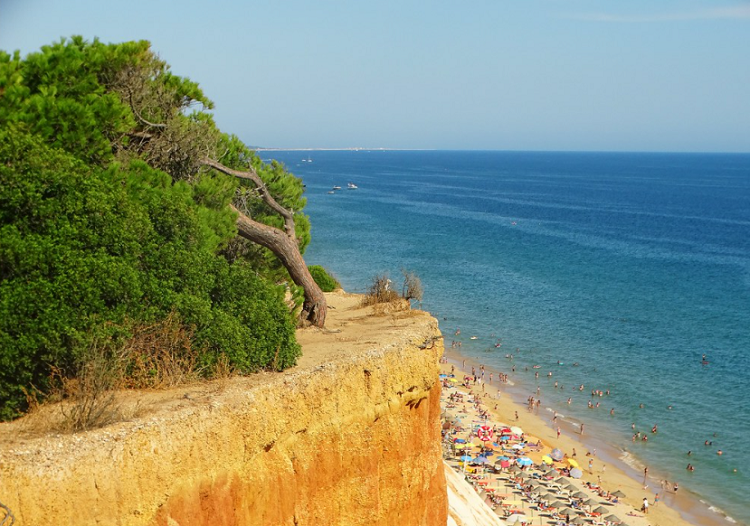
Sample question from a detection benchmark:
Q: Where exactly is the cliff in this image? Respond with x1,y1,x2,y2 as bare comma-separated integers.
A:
0,291,447,526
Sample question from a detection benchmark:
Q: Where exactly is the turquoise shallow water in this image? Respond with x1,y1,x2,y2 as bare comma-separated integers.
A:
269,150,750,524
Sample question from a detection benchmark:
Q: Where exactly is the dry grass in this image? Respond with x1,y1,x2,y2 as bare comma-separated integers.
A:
31,312,233,433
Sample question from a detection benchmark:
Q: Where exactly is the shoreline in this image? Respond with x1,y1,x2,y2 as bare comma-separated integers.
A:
439,347,736,526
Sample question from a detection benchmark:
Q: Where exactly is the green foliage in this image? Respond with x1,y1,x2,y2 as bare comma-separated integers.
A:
309,265,340,292
0,36,314,420
0,130,299,419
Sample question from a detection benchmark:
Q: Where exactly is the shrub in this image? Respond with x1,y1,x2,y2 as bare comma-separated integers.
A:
401,268,423,302
361,274,400,306
0,131,300,419
308,265,340,292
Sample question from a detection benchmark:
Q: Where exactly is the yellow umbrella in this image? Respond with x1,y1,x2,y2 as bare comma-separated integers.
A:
542,455,554,464
567,458,579,468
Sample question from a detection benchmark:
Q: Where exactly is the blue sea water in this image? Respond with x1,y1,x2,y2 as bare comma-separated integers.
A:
269,150,750,525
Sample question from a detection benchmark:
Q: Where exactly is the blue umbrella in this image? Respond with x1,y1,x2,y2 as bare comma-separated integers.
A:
472,456,491,464
454,438,467,444
517,457,533,466
439,374,448,378
459,455,473,462
551,448,564,461
497,455,510,461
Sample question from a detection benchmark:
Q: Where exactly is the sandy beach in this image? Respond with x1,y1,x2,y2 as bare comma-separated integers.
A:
439,350,700,526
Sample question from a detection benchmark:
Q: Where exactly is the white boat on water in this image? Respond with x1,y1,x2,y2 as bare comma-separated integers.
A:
347,182,358,189
332,185,342,190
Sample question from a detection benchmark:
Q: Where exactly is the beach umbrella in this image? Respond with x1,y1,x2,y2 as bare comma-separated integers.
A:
565,484,578,491
517,457,533,466
472,456,491,464
439,374,448,378
454,438,467,444
497,455,510,461
509,464,521,472
544,468,559,476
572,491,587,499
554,477,568,485
549,501,566,508
593,506,610,514
584,499,601,507
567,458,580,468
512,444,525,450
459,455,473,462
605,514,622,523
510,426,524,435
550,448,564,461
500,427,511,434
570,517,586,525
541,455,554,464
505,514,529,525
611,490,626,498
569,468,583,479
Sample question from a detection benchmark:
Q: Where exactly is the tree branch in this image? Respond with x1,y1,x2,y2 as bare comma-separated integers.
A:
202,158,296,237
129,90,167,129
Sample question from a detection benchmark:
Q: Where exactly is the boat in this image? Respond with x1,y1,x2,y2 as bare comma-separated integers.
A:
332,185,342,190
347,182,358,189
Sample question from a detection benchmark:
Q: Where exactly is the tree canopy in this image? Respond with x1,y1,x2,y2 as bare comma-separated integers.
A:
0,37,323,419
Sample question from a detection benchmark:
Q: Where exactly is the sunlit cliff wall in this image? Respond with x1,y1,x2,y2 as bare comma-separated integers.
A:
0,294,447,526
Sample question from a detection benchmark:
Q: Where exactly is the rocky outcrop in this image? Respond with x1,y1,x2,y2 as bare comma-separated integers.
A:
0,292,447,526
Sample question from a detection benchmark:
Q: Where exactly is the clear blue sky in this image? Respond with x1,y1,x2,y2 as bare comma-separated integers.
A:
2,0,749,152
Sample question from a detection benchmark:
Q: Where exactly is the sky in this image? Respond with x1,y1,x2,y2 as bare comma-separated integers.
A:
1,0,749,152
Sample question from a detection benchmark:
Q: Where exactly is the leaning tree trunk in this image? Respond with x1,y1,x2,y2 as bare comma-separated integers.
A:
201,158,326,327
232,205,327,327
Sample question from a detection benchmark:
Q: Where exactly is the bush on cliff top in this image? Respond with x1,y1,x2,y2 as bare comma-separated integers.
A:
308,265,340,292
0,131,300,420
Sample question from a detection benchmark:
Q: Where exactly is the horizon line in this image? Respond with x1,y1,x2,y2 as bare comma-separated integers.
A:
255,147,750,155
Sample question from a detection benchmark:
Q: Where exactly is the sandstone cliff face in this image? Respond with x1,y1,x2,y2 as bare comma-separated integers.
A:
0,292,447,526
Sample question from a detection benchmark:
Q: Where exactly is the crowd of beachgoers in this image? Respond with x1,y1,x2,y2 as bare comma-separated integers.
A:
438,357,685,526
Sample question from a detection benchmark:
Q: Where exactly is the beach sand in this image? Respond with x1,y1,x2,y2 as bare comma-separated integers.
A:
439,350,698,526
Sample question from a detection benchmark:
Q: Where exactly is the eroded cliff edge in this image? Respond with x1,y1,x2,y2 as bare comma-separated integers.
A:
0,291,447,526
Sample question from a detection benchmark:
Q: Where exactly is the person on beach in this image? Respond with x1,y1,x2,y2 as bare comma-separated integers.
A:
580,423,584,435
642,497,649,514
654,493,660,506
557,427,561,439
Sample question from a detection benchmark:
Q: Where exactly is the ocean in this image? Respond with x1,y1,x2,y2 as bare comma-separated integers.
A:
267,150,750,525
